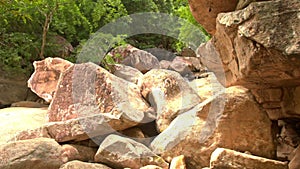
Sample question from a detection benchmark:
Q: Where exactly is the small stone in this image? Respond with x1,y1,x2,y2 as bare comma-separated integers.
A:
210,148,288,169
59,160,112,169
169,155,186,169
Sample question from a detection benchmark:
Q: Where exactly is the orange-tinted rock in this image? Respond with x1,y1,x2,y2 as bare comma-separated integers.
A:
61,144,97,162
188,0,239,35
48,62,150,125
139,69,202,132
151,86,275,168
111,45,160,73
95,134,169,169
205,0,300,88
210,148,288,169
28,57,73,102
0,138,64,169
59,160,112,169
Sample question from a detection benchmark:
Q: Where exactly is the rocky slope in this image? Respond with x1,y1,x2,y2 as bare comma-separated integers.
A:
0,0,299,168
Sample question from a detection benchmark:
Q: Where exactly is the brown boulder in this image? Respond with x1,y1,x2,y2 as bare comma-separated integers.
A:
111,64,143,84
48,62,150,127
289,146,300,169
94,134,169,169
151,86,275,168
11,111,139,143
188,0,239,35
197,40,225,85
208,0,300,88
121,51,160,74
61,144,97,162
0,138,64,169
159,60,171,70
113,45,160,73
169,57,194,77
59,160,112,169
210,148,288,169
28,57,73,102
139,69,202,132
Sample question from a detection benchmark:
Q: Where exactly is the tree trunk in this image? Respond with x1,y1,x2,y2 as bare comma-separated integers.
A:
39,13,52,59
39,2,58,59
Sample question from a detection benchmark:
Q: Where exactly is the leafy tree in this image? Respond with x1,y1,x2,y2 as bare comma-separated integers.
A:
0,0,210,74
0,0,128,73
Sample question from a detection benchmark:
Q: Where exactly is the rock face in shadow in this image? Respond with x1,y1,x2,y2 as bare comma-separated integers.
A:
0,69,36,105
188,0,239,35
151,86,275,168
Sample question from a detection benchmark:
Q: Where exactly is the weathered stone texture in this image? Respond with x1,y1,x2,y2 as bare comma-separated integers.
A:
48,62,150,128
139,69,202,132
0,138,64,169
151,86,275,168
210,148,288,169
199,0,300,88
28,57,73,102
95,134,169,169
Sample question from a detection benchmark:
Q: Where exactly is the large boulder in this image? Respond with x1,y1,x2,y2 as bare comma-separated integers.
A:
11,111,142,143
203,0,300,88
28,57,73,102
110,45,160,73
121,46,160,73
139,69,202,132
188,0,239,35
0,138,65,169
0,107,47,144
151,86,275,168
47,62,151,127
94,134,169,169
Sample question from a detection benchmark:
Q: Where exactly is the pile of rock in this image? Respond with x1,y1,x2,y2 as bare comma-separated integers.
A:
0,53,288,169
192,0,300,168
0,0,299,168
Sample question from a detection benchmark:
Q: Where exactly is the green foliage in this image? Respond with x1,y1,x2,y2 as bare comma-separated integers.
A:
0,0,128,73
0,0,210,73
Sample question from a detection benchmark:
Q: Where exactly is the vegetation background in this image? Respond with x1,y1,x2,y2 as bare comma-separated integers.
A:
0,0,210,75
